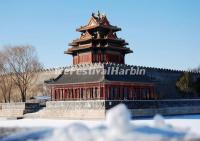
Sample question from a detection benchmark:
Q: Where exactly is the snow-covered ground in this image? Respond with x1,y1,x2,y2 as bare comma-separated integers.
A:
0,104,200,141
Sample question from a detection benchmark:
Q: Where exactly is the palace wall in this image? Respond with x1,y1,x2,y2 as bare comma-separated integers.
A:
144,67,200,99
0,67,64,102
30,67,64,96
102,63,199,99
1,64,199,102
101,63,200,99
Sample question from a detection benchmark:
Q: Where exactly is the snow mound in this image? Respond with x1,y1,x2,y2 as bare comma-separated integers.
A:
106,104,132,133
1,104,199,141
154,114,166,128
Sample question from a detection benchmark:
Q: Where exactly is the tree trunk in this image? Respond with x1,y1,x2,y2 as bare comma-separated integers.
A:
21,92,26,102
8,88,12,103
4,98,7,103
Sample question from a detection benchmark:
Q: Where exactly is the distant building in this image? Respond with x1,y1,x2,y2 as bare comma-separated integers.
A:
45,12,200,102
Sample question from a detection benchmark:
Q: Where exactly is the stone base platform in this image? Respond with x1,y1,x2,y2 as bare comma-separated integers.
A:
1,100,200,119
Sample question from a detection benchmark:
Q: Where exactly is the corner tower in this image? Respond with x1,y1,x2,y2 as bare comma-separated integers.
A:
65,12,133,65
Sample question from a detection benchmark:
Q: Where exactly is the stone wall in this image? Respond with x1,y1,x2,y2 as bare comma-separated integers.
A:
39,100,106,119
39,100,200,119
1,100,200,119
106,100,200,117
130,106,200,117
0,102,41,118
0,103,25,118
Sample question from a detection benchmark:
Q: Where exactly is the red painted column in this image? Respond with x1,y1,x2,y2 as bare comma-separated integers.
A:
79,88,81,100
51,87,53,101
120,86,123,100
107,85,110,100
60,89,63,100
152,87,156,99
53,87,55,101
77,88,79,99
72,88,74,100
74,89,76,100
60,89,62,100
128,87,131,100
99,85,101,99
131,86,134,100
82,88,85,100
53,88,55,101
89,87,91,100
79,88,81,99
56,89,60,100
117,86,120,100
55,89,57,101
55,88,58,101
56,89,59,101
60,88,63,100
63,89,66,100
131,87,134,100
66,89,68,100
135,87,138,100
74,88,76,100
69,89,71,100
69,88,71,100
150,87,153,99
63,89,65,100
85,88,87,100
50,87,52,100
70,89,72,100
62,89,64,100
56,89,58,100
77,53,79,64
105,85,107,100
94,87,96,99
103,85,106,100
71,88,73,100
88,87,90,100
73,88,74,100
130,86,132,100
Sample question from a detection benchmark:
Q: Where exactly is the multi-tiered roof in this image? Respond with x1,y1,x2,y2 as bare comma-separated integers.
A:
65,12,133,64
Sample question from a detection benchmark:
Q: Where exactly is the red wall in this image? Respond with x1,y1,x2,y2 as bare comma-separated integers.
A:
73,52,92,64
73,51,125,64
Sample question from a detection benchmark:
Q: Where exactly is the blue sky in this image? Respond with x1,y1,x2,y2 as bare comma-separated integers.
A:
0,0,200,70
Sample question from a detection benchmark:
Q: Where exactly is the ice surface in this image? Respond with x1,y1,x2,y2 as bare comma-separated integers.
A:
1,104,200,141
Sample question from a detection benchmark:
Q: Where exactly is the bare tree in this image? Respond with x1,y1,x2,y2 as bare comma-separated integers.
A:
0,52,13,103
3,45,42,102
0,75,13,103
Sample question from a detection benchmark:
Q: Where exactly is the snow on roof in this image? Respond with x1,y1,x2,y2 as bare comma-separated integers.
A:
32,96,51,100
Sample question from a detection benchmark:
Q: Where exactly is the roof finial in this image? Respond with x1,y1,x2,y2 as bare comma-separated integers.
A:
98,10,101,19
92,12,95,18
